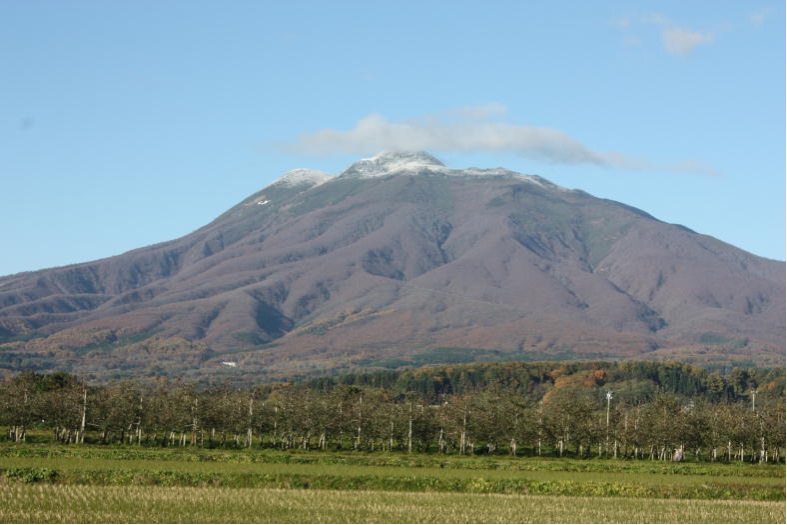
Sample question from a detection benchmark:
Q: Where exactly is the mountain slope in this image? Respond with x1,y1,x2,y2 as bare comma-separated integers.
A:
0,152,783,380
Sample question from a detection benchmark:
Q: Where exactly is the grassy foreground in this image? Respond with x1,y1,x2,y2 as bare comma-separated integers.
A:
0,485,784,524
0,444,784,523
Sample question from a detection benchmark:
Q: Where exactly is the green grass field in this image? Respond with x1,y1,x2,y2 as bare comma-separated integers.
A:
0,444,784,523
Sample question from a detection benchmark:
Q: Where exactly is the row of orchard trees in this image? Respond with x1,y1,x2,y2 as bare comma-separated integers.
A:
0,371,783,462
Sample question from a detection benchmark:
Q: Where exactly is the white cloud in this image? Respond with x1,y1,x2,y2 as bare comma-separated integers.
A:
284,106,717,176
612,12,715,56
642,13,672,27
609,16,632,29
289,109,606,166
662,27,713,56
748,8,773,26
661,160,719,177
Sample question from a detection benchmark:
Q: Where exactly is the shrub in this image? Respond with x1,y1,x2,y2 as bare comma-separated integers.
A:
4,467,59,483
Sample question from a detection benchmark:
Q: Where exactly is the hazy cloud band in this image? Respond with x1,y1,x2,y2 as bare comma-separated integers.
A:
284,106,717,176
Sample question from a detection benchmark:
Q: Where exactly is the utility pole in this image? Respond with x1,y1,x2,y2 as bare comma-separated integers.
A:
606,391,613,427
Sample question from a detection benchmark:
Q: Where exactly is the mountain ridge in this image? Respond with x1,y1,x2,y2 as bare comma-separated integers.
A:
0,152,783,381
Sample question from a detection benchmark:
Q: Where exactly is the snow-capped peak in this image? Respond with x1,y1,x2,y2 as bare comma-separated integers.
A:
273,168,333,188
338,151,447,179
334,151,565,190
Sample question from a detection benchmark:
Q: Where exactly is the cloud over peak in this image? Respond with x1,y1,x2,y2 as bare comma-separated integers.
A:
284,105,717,176
291,112,606,166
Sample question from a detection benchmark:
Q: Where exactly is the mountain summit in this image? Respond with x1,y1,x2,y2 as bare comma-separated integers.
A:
0,153,783,381
339,151,446,178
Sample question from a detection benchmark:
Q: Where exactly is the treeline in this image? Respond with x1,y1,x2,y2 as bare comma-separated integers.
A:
308,361,784,404
0,361,783,463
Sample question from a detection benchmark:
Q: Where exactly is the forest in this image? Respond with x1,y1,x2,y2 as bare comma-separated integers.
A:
0,361,783,463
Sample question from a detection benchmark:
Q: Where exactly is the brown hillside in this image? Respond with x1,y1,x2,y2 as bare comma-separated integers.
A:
0,152,783,381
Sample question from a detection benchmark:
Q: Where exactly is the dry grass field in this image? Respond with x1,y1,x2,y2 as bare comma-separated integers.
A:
0,484,783,524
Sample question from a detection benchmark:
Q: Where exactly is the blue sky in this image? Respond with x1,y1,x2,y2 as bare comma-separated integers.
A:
1,0,784,276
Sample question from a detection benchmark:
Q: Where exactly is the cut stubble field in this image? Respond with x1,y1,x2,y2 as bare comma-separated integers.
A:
1,485,783,524
0,445,784,523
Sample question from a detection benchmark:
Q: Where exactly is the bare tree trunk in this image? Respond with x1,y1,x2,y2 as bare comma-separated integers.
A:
354,393,363,450
191,398,199,446
272,406,278,448
80,387,87,444
407,404,413,454
459,410,468,455
247,396,254,448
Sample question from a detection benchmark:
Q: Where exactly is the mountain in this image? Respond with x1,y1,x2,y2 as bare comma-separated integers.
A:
0,152,783,381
